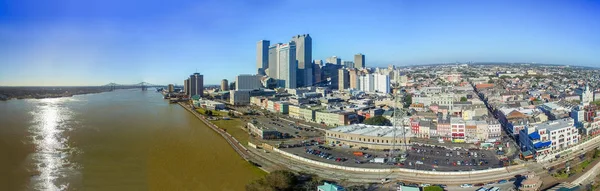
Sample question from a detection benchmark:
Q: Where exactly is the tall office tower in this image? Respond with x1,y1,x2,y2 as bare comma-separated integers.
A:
236,74,263,90
348,69,359,89
267,43,280,78
184,79,189,94
326,56,341,65
168,84,174,93
221,79,229,91
313,61,322,85
256,40,270,75
292,34,312,87
189,73,204,97
276,42,297,88
354,53,365,68
374,73,390,94
338,69,349,90
341,60,354,68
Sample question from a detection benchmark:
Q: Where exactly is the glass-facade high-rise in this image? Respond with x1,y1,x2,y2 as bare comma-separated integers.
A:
276,42,297,89
292,34,312,87
256,40,270,75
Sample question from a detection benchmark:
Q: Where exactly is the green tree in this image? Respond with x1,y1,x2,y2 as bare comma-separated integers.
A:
204,110,213,116
423,186,444,191
403,94,412,108
460,97,468,102
363,116,392,126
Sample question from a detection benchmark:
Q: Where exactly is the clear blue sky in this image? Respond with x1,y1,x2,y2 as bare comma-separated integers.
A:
0,0,598,86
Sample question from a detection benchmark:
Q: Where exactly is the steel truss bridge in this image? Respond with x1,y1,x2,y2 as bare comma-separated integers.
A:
102,82,166,91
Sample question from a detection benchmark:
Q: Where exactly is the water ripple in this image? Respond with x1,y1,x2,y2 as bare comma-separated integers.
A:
28,98,78,190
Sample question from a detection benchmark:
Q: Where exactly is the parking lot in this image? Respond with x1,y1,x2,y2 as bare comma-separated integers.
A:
252,116,323,140
279,141,504,171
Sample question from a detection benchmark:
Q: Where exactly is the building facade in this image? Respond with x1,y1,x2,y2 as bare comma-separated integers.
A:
354,53,365,68
292,34,312,87
236,74,263,90
338,69,349,90
256,40,270,75
276,42,297,89
188,73,204,97
221,79,229,91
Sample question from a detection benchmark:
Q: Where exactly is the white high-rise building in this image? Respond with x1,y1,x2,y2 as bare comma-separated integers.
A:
359,74,374,92
374,74,390,94
358,74,390,94
581,84,594,106
267,43,281,78
276,42,297,89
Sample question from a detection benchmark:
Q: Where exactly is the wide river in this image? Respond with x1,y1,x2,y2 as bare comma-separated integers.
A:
0,89,265,191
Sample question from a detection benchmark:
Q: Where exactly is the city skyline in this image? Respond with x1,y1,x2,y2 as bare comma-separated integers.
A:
1,0,599,86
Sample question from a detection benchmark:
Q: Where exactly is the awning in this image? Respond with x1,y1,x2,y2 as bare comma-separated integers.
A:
528,132,540,140
534,141,551,149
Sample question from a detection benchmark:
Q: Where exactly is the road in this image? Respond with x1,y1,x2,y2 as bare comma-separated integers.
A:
248,146,529,185
572,157,600,185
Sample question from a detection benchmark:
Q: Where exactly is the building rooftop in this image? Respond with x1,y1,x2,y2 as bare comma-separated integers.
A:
534,118,574,132
329,124,412,138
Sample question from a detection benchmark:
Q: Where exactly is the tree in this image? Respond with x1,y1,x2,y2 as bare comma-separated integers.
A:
264,170,297,191
460,97,468,102
488,79,494,83
228,111,235,117
363,116,392,126
246,170,297,191
403,94,412,108
204,110,213,116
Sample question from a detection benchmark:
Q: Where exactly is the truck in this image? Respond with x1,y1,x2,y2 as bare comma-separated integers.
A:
353,151,364,156
372,157,386,163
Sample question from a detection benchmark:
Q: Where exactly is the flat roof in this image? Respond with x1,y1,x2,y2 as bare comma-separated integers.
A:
329,124,412,137
534,118,574,132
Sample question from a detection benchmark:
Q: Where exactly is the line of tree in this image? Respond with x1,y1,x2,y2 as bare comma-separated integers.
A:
363,116,392,126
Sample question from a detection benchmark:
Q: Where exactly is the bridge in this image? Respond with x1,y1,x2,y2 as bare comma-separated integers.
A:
103,82,166,91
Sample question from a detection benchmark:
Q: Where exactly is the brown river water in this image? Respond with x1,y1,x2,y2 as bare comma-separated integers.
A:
0,89,265,191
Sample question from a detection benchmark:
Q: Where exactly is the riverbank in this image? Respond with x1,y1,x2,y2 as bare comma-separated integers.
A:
0,86,111,100
177,102,274,174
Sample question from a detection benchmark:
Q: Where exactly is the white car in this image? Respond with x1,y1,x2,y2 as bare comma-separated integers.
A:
460,184,473,188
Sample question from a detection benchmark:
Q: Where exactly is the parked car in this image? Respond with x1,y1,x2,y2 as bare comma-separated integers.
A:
497,180,508,184
460,184,473,188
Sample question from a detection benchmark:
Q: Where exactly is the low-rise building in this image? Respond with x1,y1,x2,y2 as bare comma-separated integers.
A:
451,117,466,142
248,122,281,139
519,118,579,158
325,124,413,150
315,110,358,127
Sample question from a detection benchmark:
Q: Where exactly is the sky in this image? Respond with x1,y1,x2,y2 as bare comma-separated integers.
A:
0,0,599,86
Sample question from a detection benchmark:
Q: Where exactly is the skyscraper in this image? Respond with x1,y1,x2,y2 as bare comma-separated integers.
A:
188,73,204,97
267,43,280,78
277,42,297,89
341,60,354,68
292,34,312,87
338,69,349,90
348,69,359,89
313,61,322,85
168,84,174,93
354,53,365,68
256,40,270,75
221,79,229,91
184,79,189,94
326,56,341,65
